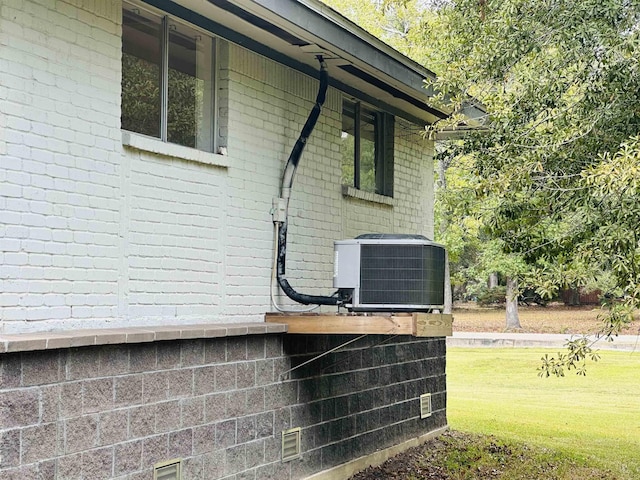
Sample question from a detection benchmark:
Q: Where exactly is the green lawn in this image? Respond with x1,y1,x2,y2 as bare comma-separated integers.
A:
447,348,640,479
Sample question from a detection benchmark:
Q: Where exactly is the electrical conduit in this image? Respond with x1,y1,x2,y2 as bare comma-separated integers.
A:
272,56,342,307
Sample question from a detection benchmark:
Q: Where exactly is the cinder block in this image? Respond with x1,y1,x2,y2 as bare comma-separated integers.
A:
181,396,205,428
114,375,142,408
99,410,128,446
81,446,115,479
82,377,114,413
65,347,101,380
142,371,169,404
128,404,155,439
99,345,130,377
236,362,256,389
214,364,236,392
0,389,40,429
168,427,193,458
245,387,265,416
203,449,225,479
141,433,170,469
155,400,181,433
56,452,83,479
65,414,99,454
194,366,216,396
204,393,227,423
130,344,157,373
224,444,246,476
113,439,142,476
215,419,237,449
166,368,194,399
192,423,215,456
236,415,257,444
0,429,21,468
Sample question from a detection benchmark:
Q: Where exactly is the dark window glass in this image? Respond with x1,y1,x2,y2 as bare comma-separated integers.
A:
341,100,393,196
167,23,214,150
121,6,162,138
359,108,377,193
341,102,356,187
121,3,215,152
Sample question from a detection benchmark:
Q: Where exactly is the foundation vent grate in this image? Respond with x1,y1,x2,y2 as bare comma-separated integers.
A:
282,427,302,462
420,393,432,419
154,459,182,480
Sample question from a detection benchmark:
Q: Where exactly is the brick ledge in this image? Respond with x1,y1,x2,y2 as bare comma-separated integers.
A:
0,322,288,354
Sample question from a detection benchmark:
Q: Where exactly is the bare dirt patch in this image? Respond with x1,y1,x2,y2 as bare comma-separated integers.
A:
452,302,638,335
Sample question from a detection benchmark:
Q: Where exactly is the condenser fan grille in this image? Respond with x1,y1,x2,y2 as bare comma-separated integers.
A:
359,244,445,306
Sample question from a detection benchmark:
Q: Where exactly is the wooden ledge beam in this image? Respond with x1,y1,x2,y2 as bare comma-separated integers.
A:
264,312,452,337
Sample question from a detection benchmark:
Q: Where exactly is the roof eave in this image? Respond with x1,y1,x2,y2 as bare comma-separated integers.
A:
225,0,451,122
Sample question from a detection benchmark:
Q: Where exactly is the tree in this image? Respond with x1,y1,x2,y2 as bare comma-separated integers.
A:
323,0,640,375
434,147,480,305
326,0,530,328
436,142,532,329
505,276,521,330
322,0,437,64
423,0,640,375
122,53,205,148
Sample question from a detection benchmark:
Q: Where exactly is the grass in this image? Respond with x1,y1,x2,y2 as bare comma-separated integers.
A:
352,306,639,479
447,348,640,479
351,430,622,479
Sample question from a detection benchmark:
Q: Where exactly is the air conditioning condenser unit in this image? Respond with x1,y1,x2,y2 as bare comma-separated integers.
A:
333,234,445,312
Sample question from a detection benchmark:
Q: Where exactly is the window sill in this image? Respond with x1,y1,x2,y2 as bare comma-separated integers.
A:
122,131,229,168
342,185,395,206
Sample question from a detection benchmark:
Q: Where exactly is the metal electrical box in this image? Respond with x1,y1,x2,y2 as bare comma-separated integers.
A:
334,234,446,312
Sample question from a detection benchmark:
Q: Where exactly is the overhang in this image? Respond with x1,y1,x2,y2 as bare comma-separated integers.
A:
144,0,471,126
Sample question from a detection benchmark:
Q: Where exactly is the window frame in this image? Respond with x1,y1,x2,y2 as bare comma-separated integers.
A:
341,99,394,198
121,1,219,153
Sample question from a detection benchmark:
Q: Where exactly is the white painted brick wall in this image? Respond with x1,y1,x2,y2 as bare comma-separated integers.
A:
393,118,436,238
124,153,226,322
1,0,122,332
1,0,435,333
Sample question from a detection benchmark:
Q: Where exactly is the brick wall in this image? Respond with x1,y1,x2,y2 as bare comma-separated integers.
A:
0,0,122,332
1,0,436,333
0,335,446,479
1,2,446,477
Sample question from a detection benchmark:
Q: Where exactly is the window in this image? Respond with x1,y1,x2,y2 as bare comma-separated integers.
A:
121,2,215,152
341,100,394,197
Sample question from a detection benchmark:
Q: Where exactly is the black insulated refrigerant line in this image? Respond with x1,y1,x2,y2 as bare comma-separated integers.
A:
274,56,341,306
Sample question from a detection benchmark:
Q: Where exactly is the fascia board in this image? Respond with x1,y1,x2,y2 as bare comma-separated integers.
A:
227,0,447,113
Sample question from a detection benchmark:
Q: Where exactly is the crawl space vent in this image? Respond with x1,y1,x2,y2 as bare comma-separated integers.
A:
281,427,302,462
154,459,182,480
420,393,432,419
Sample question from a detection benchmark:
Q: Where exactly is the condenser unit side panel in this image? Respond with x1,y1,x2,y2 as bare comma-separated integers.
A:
333,242,361,288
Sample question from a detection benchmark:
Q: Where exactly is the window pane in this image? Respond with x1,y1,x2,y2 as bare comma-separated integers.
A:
359,110,377,193
167,22,214,150
341,102,356,186
121,5,162,138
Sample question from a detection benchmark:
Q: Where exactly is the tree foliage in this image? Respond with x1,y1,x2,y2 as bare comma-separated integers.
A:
121,53,203,148
323,0,438,63
425,0,640,375
323,0,640,375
